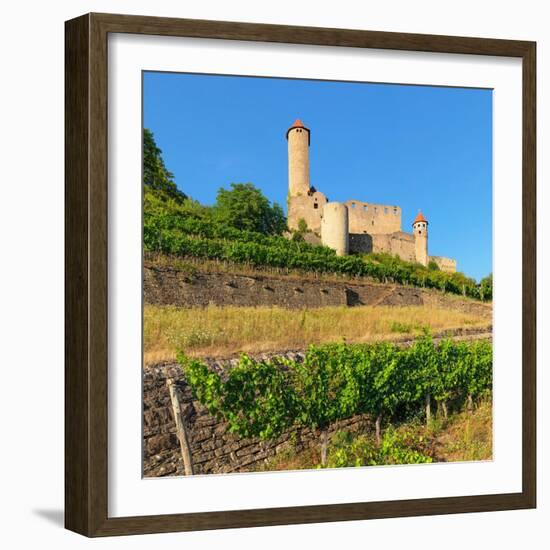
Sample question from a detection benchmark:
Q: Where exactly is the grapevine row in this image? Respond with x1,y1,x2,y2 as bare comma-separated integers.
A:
145,221,490,299
144,210,335,256
178,336,492,463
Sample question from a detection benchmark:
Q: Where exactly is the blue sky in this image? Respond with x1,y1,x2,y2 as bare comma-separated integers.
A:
143,72,493,281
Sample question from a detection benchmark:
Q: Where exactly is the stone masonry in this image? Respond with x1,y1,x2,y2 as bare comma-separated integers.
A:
144,327,492,477
285,119,457,272
143,262,492,318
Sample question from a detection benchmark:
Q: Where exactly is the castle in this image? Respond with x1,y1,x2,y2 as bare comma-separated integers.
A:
286,119,457,273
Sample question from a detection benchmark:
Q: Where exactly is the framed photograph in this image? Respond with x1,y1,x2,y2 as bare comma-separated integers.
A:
65,13,536,537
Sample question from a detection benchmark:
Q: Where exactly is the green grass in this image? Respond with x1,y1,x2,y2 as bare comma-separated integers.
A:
390,321,423,334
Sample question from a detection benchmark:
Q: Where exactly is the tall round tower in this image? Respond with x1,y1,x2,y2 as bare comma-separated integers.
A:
321,202,349,256
413,211,429,266
286,119,310,196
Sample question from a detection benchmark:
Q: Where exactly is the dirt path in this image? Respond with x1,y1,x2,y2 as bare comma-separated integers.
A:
388,326,492,347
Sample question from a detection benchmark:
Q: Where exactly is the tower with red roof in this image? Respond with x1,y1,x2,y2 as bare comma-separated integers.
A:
283,119,454,271
286,119,311,197
412,211,429,266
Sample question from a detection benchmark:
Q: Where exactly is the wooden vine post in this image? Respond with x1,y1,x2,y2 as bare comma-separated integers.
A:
166,378,194,475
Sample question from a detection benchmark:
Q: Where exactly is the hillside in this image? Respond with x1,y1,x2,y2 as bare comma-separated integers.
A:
145,253,492,313
143,128,492,300
141,130,494,478
144,339,492,476
143,254,491,363
250,399,492,472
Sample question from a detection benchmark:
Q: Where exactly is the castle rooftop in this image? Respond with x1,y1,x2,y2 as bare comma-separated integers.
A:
290,118,305,129
286,119,310,142
413,211,428,225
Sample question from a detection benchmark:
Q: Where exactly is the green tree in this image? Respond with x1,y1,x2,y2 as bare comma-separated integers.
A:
214,183,287,235
290,218,309,242
479,273,493,301
143,128,187,204
297,218,308,233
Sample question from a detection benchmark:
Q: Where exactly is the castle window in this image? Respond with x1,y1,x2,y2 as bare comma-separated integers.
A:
384,208,388,214
363,205,368,211
313,203,318,209
351,203,356,208
374,207,378,213
393,208,398,215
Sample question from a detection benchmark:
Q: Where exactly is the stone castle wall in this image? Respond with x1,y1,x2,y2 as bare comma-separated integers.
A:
348,233,373,254
348,231,416,262
373,232,416,262
345,200,402,234
289,195,404,237
429,255,457,273
287,191,327,233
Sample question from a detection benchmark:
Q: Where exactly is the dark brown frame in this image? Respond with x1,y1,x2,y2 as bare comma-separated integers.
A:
65,12,536,537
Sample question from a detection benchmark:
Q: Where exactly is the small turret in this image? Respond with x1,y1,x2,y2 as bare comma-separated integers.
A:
413,211,428,266
321,202,349,256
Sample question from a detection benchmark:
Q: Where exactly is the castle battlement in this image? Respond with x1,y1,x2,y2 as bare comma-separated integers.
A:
343,200,402,235
286,119,457,272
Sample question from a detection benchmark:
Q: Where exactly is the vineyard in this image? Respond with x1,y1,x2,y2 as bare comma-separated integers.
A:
178,334,492,466
144,207,493,301
142,130,495,475
142,127,493,302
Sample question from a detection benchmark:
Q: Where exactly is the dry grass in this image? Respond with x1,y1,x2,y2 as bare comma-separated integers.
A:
434,399,493,462
247,399,492,473
143,303,491,364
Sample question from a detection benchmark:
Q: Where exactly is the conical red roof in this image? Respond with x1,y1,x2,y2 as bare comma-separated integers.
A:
286,118,310,143
412,211,428,225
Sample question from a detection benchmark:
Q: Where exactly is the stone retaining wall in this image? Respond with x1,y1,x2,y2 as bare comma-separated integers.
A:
143,328,491,478
143,352,372,477
144,263,492,318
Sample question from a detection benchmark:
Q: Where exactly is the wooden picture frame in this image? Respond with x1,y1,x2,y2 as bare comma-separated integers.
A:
65,12,536,537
